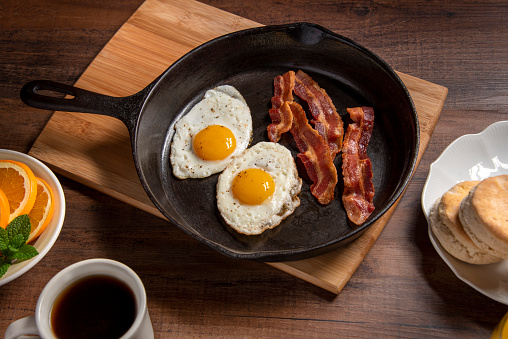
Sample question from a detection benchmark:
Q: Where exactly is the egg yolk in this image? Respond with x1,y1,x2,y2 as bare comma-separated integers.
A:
232,168,275,205
193,125,236,161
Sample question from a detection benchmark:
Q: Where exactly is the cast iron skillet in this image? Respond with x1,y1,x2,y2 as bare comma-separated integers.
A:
20,22,419,262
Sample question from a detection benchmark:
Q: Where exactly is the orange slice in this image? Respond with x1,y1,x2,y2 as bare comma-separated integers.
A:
0,188,9,229
27,177,55,243
0,160,37,223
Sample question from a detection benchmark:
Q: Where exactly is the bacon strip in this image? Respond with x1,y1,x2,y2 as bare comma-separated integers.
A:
289,102,338,205
342,107,375,225
294,70,344,159
267,71,295,142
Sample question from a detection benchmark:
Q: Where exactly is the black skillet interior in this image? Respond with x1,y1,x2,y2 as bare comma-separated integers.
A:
133,23,418,262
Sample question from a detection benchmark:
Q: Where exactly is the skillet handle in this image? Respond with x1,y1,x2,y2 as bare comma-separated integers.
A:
20,80,153,132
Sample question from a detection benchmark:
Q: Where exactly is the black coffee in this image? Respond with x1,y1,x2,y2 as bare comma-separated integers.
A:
51,275,137,339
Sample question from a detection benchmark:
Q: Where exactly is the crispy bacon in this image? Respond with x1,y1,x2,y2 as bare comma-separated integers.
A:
342,107,375,225
289,102,338,205
294,70,344,159
267,71,295,142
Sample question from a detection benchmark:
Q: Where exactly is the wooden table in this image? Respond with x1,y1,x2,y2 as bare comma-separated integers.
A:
1,0,507,337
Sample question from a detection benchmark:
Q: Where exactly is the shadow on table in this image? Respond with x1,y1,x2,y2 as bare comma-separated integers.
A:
412,209,505,331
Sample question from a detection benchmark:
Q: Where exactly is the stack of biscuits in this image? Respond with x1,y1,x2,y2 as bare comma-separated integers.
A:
430,174,508,264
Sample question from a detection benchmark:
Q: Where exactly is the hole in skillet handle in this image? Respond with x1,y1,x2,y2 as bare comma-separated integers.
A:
19,80,154,133
30,83,76,99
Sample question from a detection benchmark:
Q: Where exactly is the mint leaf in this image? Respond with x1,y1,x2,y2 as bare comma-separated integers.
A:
0,257,12,265
1,250,14,259
9,233,25,250
0,215,38,279
10,245,38,262
0,261,10,278
0,228,8,251
7,214,31,244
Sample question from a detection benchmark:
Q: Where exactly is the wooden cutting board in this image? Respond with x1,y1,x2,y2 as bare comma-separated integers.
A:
28,0,447,294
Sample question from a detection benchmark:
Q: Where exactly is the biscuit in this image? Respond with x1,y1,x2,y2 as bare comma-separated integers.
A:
459,175,508,258
430,181,502,264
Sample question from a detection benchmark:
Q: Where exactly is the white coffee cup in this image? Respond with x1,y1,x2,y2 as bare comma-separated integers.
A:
5,258,153,339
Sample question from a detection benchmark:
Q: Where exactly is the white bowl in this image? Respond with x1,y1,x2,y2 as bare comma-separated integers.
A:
421,121,508,305
0,149,65,286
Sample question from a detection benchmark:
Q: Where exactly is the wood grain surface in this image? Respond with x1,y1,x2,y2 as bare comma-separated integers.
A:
26,0,447,294
1,0,507,338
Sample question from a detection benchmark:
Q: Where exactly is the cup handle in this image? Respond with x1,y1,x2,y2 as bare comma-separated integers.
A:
4,315,40,339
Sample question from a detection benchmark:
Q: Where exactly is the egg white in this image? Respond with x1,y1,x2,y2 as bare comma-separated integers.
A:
170,85,252,179
217,142,302,235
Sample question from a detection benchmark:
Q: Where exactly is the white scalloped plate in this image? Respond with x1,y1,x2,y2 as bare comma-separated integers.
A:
422,121,508,305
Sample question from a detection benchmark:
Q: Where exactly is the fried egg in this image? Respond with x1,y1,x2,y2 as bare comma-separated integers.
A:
217,142,302,235
170,85,252,179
